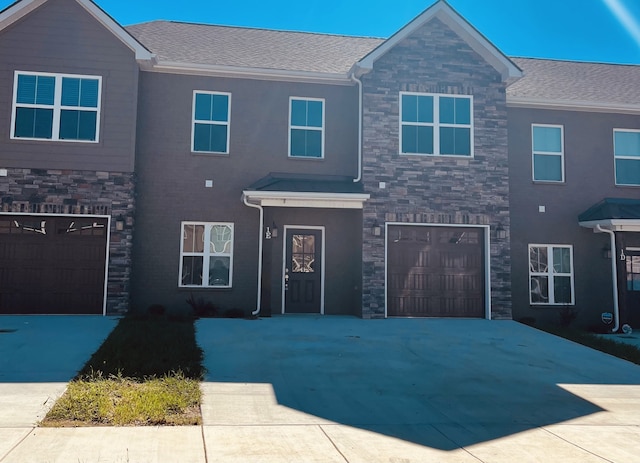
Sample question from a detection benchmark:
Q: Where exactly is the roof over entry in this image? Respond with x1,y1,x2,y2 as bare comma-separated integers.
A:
579,198,640,231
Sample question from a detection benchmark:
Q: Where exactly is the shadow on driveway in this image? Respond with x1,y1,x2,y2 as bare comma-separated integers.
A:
196,317,640,451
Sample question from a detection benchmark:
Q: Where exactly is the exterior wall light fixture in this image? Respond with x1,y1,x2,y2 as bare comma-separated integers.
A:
372,220,382,237
496,223,507,240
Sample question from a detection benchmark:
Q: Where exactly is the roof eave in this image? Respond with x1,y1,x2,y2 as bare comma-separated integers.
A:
242,190,370,210
0,0,154,63
507,96,640,115
580,219,640,232
151,61,353,84
354,0,522,83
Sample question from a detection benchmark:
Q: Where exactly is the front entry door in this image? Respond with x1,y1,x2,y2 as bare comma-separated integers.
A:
622,248,640,328
284,229,322,313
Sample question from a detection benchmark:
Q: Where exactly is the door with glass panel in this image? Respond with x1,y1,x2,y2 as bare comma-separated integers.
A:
284,229,322,313
623,248,640,328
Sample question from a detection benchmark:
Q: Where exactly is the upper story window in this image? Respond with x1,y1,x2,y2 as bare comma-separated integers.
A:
192,91,231,154
289,97,324,158
529,244,574,305
614,129,640,186
400,92,473,157
11,71,101,142
179,222,234,288
532,124,564,182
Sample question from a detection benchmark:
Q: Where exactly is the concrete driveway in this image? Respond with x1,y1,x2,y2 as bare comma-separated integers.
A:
197,317,640,463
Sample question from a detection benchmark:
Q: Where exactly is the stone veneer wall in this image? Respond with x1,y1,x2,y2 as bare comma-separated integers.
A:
0,168,135,314
360,17,512,319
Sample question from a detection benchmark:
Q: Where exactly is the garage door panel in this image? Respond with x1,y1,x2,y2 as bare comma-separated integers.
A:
387,225,485,318
0,215,107,314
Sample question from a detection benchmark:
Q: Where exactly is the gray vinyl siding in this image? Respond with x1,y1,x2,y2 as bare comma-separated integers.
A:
131,71,361,313
508,106,640,327
0,0,139,172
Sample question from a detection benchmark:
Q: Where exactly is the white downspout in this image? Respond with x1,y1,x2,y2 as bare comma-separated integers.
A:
597,224,620,333
350,72,363,183
242,194,263,316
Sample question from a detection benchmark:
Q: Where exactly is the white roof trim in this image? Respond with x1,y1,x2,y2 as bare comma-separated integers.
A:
355,0,521,82
508,97,640,115
242,191,370,210
0,0,154,63
151,61,352,85
580,219,640,232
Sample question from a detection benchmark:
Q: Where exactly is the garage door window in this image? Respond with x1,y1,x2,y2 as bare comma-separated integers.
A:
179,222,234,288
529,244,574,305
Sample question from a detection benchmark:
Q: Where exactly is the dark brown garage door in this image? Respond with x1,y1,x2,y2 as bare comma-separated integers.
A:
387,225,485,317
0,215,108,314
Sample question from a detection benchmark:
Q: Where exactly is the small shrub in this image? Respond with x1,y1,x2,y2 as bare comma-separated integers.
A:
186,294,218,318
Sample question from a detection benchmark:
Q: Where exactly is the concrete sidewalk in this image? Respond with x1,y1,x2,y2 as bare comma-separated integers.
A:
2,317,640,462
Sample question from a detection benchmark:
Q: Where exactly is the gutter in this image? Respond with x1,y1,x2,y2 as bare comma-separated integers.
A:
350,72,363,183
596,224,620,333
242,194,263,316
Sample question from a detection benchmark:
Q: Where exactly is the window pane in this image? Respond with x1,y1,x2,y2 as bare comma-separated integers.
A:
211,94,229,122
181,256,203,286
303,235,315,253
306,130,322,157
290,129,321,157
194,123,227,152
530,276,549,303
59,110,97,140
440,127,470,156
417,126,434,154
402,125,417,153
418,96,434,123
210,225,232,253
209,257,230,286
533,154,562,181
16,74,36,104
61,78,80,106
529,247,548,273
440,97,455,124
307,100,322,127
616,159,640,185
15,107,53,139
402,95,418,123
615,131,640,157
183,224,204,253
554,276,572,303
80,79,99,108
36,76,55,105
194,93,212,121
455,98,471,124
291,99,307,126
533,126,562,153
553,247,571,274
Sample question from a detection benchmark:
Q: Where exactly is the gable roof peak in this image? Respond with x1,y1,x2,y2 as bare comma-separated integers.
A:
354,0,521,82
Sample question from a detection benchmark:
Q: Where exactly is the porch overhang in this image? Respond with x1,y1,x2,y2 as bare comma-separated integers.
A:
242,190,369,209
243,173,369,209
579,198,640,232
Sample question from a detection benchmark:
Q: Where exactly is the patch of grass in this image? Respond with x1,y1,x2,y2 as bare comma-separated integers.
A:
535,324,640,366
42,315,204,427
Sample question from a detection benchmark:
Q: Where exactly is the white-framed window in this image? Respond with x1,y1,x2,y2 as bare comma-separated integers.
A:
399,92,473,157
179,222,234,288
192,91,231,154
532,124,564,182
11,71,101,142
529,244,574,305
614,129,640,186
289,97,324,158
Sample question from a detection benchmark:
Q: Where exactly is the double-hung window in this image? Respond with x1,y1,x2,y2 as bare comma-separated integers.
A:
289,97,324,158
614,129,640,186
400,92,473,157
529,244,574,305
192,91,231,154
532,124,564,182
179,222,234,288
11,71,101,142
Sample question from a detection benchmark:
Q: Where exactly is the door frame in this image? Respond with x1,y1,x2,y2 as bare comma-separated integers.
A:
281,225,325,315
0,212,111,316
384,222,491,319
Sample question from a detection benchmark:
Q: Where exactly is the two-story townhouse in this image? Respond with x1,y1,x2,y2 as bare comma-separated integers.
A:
0,0,152,314
507,58,640,331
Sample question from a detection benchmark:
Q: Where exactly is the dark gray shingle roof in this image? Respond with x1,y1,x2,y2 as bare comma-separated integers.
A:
125,21,383,74
579,198,640,222
247,173,364,194
508,57,640,107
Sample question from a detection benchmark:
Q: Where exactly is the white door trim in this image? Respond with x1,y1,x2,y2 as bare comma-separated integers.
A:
0,212,111,316
281,225,326,315
384,222,492,319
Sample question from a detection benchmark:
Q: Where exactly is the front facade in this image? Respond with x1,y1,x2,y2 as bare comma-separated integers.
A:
0,0,638,330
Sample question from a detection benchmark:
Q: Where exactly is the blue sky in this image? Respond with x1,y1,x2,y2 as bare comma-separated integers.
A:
2,0,640,64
